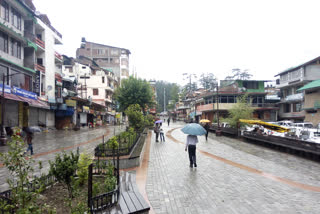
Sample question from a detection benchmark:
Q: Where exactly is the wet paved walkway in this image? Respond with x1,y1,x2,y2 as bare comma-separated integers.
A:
0,125,125,192
144,122,320,214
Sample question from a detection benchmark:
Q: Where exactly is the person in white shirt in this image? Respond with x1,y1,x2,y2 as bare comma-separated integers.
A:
185,135,198,167
160,126,165,142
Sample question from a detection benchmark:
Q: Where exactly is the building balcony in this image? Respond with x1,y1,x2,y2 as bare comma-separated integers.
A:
197,103,213,112
36,37,45,49
279,111,305,119
105,96,112,103
251,103,278,108
105,86,114,92
35,64,45,73
55,51,63,62
283,93,303,102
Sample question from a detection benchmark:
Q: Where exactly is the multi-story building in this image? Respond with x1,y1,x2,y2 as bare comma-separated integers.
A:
196,80,278,123
0,0,62,134
76,38,130,84
275,56,320,122
297,79,320,126
62,55,116,125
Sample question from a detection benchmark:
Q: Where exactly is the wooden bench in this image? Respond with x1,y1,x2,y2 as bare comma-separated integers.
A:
113,172,150,214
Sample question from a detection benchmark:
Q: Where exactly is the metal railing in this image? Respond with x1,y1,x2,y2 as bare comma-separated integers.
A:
95,132,140,157
88,151,120,213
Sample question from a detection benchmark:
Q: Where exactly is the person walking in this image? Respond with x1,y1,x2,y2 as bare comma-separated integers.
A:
159,126,165,142
154,124,160,142
204,123,210,141
167,117,170,126
23,127,34,155
185,134,198,168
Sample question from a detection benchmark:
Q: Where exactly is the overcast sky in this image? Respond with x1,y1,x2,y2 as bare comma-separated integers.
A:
33,0,320,86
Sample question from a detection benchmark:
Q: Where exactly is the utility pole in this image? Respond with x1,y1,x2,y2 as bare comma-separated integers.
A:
164,88,166,113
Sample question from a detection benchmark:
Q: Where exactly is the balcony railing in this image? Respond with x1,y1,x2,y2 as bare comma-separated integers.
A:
284,93,303,102
55,51,62,61
35,64,45,73
36,37,45,49
251,103,278,108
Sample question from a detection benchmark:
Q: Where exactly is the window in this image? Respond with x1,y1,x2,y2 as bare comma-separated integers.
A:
243,81,258,89
0,31,8,53
110,58,113,63
102,76,105,83
11,70,32,91
41,73,45,94
293,103,301,112
0,1,9,22
284,104,291,113
67,67,73,73
11,8,21,30
97,49,105,55
220,96,227,103
0,64,8,84
93,88,99,95
11,38,21,59
82,66,86,69
92,70,96,75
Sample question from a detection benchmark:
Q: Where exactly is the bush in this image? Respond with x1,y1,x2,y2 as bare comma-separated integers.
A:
77,152,93,186
0,127,54,213
125,104,145,131
144,114,155,127
49,151,79,198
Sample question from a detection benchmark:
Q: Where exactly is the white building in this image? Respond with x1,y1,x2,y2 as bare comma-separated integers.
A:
62,57,116,123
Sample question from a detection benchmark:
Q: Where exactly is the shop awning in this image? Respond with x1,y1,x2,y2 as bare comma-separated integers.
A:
0,92,25,102
18,96,50,109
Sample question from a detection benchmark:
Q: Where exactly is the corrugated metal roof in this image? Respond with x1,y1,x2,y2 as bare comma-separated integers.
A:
297,79,320,91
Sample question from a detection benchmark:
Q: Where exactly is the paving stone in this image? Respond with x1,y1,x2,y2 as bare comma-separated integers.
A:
145,122,320,214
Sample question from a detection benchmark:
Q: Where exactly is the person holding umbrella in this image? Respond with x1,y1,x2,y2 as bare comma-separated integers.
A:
154,120,162,142
181,123,206,168
23,127,34,155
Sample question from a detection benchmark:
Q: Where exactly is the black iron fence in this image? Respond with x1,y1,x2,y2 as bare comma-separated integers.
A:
95,132,141,157
88,150,120,213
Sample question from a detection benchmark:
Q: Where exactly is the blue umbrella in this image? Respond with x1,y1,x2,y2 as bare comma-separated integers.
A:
155,120,163,124
181,123,207,136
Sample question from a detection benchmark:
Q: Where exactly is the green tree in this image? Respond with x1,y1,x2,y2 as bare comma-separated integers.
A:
225,68,252,80
199,73,217,90
223,94,253,128
125,104,145,131
114,76,154,114
155,81,180,112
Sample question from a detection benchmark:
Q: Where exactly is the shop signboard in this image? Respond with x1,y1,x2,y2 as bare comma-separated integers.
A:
0,83,12,94
116,113,121,119
83,106,90,113
66,99,76,107
12,86,37,100
34,70,40,96
48,97,56,103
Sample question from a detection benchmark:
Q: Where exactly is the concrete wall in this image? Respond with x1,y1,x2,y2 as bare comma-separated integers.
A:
305,65,320,81
304,90,320,108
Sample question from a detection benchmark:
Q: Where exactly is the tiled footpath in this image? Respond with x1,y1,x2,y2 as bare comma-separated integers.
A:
145,122,320,214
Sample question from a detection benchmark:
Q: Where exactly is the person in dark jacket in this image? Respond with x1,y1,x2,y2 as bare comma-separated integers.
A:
204,123,210,141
